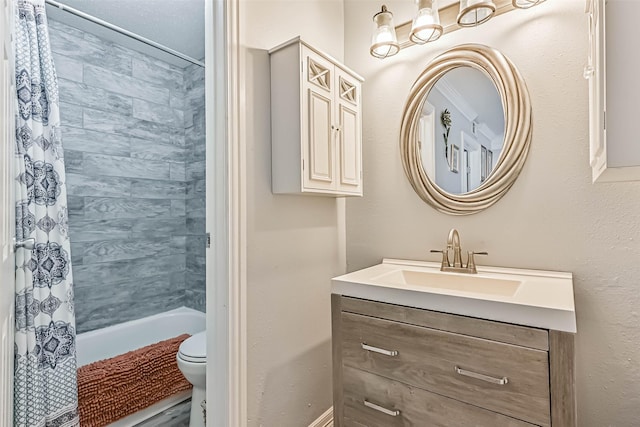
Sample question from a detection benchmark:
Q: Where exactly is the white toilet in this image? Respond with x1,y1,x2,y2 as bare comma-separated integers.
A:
177,331,206,427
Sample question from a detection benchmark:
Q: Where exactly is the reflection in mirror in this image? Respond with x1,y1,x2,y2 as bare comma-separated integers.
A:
419,67,504,195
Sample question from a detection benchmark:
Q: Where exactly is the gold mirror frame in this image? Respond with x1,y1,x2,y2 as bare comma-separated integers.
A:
400,44,532,215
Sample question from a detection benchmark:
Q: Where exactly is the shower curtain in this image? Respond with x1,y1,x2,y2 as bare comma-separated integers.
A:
13,1,79,426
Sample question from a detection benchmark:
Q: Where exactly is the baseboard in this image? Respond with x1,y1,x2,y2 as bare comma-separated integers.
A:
308,407,333,427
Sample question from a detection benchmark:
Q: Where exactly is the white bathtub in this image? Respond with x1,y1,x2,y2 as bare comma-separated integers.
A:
76,307,206,426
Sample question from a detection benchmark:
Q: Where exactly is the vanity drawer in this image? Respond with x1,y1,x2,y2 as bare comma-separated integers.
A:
341,312,551,426
342,365,537,427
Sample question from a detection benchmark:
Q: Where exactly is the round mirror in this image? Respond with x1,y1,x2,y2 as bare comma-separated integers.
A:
400,44,532,215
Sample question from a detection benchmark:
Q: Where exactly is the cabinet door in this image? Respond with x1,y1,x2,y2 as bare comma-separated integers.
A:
335,68,362,195
301,48,336,192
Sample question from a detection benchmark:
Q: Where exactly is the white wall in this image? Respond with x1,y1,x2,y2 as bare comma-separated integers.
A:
239,1,345,425
344,0,640,425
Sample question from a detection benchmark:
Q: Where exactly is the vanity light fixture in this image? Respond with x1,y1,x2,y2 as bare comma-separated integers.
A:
370,5,400,59
457,0,497,27
512,0,546,8
410,0,443,44
370,0,548,59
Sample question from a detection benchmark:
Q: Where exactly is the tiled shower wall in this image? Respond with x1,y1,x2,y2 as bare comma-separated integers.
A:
48,19,205,332
184,64,206,311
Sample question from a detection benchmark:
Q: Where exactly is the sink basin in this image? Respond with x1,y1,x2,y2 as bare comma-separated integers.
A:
372,270,521,297
331,258,577,332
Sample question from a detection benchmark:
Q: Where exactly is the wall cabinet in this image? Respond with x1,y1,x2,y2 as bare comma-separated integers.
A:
332,295,576,426
270,38,364,196
587,0,640,182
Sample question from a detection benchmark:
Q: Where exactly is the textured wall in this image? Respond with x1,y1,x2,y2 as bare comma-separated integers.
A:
48,19,205,332
239,0,346,425
184,63,206,311
344,0,640,425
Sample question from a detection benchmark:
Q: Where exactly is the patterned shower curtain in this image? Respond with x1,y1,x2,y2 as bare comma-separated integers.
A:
13,1,79,426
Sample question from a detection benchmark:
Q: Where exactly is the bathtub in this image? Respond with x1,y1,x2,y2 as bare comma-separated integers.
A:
76,307,206,426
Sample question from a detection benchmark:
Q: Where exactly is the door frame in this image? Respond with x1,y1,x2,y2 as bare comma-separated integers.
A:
0,0,15,425
205,0,247,426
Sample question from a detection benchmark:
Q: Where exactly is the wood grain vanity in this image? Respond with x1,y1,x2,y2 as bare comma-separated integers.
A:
331,260,576,426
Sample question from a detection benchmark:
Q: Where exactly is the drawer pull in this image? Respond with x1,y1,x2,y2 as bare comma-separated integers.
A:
363,400,400,417
454,366,509,385
361,343,398,357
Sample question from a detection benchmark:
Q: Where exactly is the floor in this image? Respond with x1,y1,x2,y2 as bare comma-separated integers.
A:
134,399,191,427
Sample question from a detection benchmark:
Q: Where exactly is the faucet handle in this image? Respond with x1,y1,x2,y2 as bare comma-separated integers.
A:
430,249,450,270
466,251,488,274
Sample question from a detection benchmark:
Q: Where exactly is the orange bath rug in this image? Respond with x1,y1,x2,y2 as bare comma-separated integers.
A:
77,334,192,427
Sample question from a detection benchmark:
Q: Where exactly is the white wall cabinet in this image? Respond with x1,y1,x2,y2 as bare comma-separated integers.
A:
587,0,640,182
270,37,364,196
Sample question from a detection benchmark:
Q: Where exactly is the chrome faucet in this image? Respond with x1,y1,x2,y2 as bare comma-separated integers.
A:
431,228,487,274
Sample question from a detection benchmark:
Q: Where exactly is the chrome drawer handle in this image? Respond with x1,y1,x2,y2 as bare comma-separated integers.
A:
454,366,508,385
361,343,398,357
363,400,400,417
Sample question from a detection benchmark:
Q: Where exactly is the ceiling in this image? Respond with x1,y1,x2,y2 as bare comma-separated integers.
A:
438,67,505,139
46,0,205,68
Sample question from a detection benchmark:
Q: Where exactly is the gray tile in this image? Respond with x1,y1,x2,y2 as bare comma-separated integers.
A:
73,254,186,288
130,138,185,163
84,64,169,105
185,289,206,312
74,273,185,331
59,103,83,127
186,197,205,218
186,255,206,274
70,242,84,265
66,173,131,198
171,236,187,252
171,199,186,217
83,153,170,180
170,91,186,110
185,64,205,91
48,18,86,39
170,271,186,296
132,57,184,91
132,99,183,127
187,160,206,181
183,109,194,128
185,234,207,250
186,217,205,235
84,197,172,219
62,127,130,157
130,218,187,237
83,107,183,146
64,150,83,174
49,29,132,75
59,79,133,115
82,237,174,264
67,196,84,215
186,179,206,198
53,53,83,83
170,163,186,181
69,218,131,242
130,179,186,199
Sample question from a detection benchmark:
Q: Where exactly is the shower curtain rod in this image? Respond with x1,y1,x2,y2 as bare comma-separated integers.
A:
45,0,205,68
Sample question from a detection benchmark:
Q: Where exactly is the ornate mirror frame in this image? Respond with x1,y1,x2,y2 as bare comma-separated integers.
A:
400,44,532,215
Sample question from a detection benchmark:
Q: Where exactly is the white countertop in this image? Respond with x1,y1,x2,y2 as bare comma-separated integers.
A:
331,259,577,333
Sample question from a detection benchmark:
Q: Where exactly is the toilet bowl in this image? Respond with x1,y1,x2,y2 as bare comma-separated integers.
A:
177,331,206,427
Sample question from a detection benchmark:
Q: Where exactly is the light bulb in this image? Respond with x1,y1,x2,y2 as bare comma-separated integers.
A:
410,0,442,44
457,0,496,27
370,5,400,59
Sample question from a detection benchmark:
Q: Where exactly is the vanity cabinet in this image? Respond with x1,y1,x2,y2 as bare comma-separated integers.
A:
332,295,576,426
587,0,640,182
269,37,363,196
